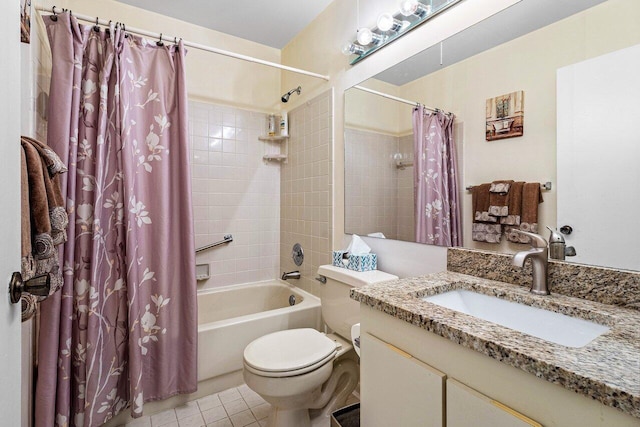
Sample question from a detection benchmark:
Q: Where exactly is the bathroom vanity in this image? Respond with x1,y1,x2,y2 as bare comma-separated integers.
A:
352,268,640,427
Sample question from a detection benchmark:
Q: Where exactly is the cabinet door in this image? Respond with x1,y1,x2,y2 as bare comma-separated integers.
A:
361,333,445,427
447,378,542,427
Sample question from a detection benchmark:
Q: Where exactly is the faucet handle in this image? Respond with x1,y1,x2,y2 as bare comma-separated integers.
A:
512,229,548,248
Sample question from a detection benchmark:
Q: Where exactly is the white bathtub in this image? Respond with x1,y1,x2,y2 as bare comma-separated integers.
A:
197,280,322,382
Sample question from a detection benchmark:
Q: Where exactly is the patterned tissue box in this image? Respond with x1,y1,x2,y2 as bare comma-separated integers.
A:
332,251,377,272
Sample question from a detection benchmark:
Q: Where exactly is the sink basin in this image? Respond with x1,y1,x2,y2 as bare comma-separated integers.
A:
422,290,609,348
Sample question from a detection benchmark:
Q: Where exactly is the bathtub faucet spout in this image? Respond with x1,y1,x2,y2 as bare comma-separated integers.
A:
282,271,301,280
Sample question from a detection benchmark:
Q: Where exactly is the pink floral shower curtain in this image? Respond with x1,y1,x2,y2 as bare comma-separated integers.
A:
413,106,462,246
36,13,197,427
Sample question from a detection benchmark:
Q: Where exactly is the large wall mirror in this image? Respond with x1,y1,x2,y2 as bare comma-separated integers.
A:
344,0,640,271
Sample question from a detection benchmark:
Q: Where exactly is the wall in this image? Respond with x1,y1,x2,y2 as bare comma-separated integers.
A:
41,0,282,113
280,91,333,297
190,101,280,289
282,0,640,276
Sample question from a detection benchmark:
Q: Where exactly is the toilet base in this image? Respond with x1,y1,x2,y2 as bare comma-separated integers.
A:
268,407,313,427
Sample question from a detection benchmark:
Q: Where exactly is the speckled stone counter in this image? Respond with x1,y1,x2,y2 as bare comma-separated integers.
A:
350,271,640,419
448,247,640,311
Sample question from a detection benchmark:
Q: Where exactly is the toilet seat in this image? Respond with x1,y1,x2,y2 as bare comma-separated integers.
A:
244,328,337,378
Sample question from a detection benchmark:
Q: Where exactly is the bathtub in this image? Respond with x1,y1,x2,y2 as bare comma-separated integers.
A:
197,280,322,382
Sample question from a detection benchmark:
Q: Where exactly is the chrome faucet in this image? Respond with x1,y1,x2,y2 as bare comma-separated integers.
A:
512,230,550,295
281,271,301,280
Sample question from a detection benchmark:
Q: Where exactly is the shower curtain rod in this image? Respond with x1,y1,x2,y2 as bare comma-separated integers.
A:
36,6,330,81
353,85,451,115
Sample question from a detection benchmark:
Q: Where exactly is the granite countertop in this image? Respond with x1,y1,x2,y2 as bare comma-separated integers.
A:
350,271,640,419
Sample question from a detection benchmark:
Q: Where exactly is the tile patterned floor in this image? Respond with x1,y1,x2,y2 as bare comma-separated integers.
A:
121,385,270,427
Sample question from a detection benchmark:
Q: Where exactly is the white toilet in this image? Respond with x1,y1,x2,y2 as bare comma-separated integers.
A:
243,265,398,427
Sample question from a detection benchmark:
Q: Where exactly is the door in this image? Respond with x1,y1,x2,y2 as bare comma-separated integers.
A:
557,43,640,270
0,0,24,425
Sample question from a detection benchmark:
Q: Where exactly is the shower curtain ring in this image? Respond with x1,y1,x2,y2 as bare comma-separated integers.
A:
51,6,57,15
157,33,164,46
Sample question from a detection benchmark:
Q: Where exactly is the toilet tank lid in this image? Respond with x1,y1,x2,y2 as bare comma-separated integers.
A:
318,265,398,288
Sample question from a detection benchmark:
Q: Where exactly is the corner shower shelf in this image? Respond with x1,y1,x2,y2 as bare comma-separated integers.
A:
263,154,288,161
259,135,289,142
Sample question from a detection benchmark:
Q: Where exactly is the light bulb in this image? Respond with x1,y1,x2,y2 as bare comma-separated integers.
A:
399,0,431,17
341,43,365,56
356,28,382,46
377,13,404,32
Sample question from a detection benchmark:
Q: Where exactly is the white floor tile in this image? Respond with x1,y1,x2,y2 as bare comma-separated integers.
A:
175,401,201,420
229,409,256,427
249,403,270,421
218,388,242,404
242,393,266,409
223,398,249,416
178,412,205,427
206,419,233,427
197,394,223,412
201,406,228,424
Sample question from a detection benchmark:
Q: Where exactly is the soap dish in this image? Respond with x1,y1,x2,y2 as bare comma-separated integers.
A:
196,263,210,281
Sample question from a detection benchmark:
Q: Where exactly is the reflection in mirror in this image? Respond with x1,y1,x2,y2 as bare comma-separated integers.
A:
344,0,640,270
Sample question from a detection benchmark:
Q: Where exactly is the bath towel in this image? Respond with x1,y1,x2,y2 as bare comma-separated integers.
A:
19,136,69,321
472,183,497,223
488,180,513,217
506,182,543,244
500,181,524,225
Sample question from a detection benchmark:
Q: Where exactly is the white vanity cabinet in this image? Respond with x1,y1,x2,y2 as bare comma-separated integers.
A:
360,333,445,427
359,306,640,427
447,378,541,427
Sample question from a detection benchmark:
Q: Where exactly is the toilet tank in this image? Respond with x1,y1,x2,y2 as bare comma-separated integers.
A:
317,265,398,340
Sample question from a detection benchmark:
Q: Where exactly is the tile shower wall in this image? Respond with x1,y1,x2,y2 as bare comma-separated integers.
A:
280,91,333,297
344,129,414,241
190,101,280,289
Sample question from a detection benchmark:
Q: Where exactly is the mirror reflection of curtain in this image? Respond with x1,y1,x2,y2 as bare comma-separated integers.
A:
412,107,462,246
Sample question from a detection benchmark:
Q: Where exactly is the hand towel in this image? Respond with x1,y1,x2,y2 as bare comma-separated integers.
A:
20,148,35,281
500,181,524,225
472,223,502,243
506,182,543,244
472,183,497,223
488,180,513,217
21,135,67,176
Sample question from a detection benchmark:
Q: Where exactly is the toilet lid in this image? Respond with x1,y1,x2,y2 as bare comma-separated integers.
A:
244,328,337,373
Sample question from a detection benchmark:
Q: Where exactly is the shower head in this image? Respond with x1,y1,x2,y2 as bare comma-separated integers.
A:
281,86,302,103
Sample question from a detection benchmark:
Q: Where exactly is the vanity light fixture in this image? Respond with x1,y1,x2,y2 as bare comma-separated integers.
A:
344,0,463,64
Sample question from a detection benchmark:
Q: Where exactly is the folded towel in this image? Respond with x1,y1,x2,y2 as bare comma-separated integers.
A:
472,223,502,243
506,182,543,244
488,180,513,217
472,183,497,223
20,149,35,281
500,181,524,225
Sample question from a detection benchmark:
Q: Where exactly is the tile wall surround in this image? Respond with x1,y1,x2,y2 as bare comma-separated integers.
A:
448,247,640,310
344,128,414,242
280,91,333,297
190,101,280,289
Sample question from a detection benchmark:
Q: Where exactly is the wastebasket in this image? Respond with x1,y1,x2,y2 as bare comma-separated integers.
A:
331,403,360,427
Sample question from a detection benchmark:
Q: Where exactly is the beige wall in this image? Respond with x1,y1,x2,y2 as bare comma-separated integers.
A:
344,80,403,135
283,0,640,260
41,0,283,112
280,91,333,297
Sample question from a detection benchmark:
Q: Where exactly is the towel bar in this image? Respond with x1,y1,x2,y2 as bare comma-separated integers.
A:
196,234,233,253
466,181,552,192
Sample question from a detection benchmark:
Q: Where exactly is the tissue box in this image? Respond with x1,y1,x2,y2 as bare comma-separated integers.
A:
332,251,377,272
